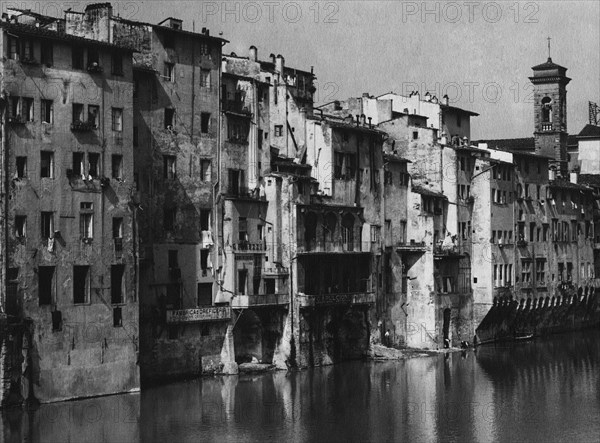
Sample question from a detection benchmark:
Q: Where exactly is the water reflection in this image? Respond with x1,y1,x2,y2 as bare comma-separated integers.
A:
3,331,599,442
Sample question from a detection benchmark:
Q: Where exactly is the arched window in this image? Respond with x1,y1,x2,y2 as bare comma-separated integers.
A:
541,97,552,123
341,213,355,251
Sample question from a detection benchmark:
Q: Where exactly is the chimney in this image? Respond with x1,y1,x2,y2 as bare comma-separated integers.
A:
361,114,366,125
270,53,276,64
362,93,370,98
368,117,372,128
355,115,360,126
249,45,257,62
443,94,449,106
275,54,284,75
83,3,113,42
221,57,227,73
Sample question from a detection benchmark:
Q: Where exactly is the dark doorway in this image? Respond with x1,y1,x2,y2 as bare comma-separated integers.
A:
443,308,451,347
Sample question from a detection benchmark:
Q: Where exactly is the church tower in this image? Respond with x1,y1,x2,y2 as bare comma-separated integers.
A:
529,46,571,174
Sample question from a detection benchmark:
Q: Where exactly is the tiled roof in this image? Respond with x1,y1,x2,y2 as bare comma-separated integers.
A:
549,179,592,191
476,137,535,151
412,186,446,199
532,58,566,71
578,124,600,138
0,21,135,51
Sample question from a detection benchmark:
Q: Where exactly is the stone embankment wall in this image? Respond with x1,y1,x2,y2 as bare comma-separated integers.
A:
476,286,600,344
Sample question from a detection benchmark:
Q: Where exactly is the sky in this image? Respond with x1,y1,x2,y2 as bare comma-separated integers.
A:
9,0,599,139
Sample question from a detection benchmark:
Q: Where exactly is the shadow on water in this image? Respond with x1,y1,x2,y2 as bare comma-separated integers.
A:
2,330,599,442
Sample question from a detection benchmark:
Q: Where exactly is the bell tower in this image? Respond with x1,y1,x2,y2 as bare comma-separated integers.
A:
529,40,571,174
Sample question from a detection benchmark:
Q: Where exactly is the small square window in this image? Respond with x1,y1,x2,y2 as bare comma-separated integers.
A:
112,108,123,132
164,63,175,82
41,100,53,124
164,155,176,179
88,153,100,178
201,113,210,133
275,125,283,137
165,108,175,129
111,53,123,76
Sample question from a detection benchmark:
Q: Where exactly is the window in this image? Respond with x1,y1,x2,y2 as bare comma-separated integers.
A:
111,155,123,180
384,170,393,186
9,97,19,118
88,153,100,178
15,215,26,238
238,218,247,242
412,131,418,140
334,152,356,180
111,53,123,75
164,208,176,231
370,225,381,243
543,224,549,241
52,310,63,332
112,108,123,132
41,212,54,239
88,105,99,128
73,266,90,304
113,217,123,239
72,152,84,178
22,98,34,122
200,159,211,182
111,265,124,304
529,222,535,242
113,307,122,327
80,202,94,239
200,210,211,231
41,100,53,124
87,48,100,69
16,157,27,178
238,269,248,295
521,260,532,284
164,108,175,129
41,42,53,66
8,36,19,60
228,117,248,142
38,266,55,305
40,151,54,178
20,39,34,61
72,47,84,69
164,155,176,179
72,103,84,123
164,62,175,82
201,69,211,88
197,283,212,306
201,113,210,133
275,125,283,137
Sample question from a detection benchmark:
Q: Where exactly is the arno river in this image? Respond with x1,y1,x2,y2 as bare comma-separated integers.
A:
2,330,599,442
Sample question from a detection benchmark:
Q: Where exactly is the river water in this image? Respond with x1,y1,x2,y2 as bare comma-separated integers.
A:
2,331,599,442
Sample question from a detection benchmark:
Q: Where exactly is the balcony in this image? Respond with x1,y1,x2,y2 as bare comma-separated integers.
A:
396,240,427,254
298,291,376,308
225,186,266,201
263,265,289,276
71,120,96,132
222,100,251,115
541,123,553,131
7,115,27,125
434,244,462,257
232,241,266,252
20,57,38,65
298,240,370,254
166,306,231,324
230,293,290,308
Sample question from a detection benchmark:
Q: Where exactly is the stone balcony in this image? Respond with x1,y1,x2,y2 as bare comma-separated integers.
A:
297,240,372,254
298,291,376,308
230,293,290,309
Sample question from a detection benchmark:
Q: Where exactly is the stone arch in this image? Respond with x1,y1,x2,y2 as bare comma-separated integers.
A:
541,96,552,123
233,309,264,364
323,211,338,248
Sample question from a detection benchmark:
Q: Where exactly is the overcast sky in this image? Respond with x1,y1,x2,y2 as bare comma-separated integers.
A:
30,1,600,139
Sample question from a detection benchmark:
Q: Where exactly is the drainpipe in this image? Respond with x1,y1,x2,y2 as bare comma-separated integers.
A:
1,89,7,314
